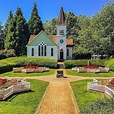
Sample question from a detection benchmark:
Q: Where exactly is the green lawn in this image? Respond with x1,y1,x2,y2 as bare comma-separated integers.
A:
0,69,55,77
70,80,105,111
66,69,114,77
0,79,49,114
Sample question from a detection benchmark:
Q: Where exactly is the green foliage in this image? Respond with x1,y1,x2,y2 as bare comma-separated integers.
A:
89,59,108,67
28,2,44,35
43,18,57,35
0,79,49,114
109,64,114,71
12,57,57,68
0,49,16,59
80,97,114,114
5,7,29,56
0,22,5,49
64,60,88,68
0,57,57,73
4,10,13,40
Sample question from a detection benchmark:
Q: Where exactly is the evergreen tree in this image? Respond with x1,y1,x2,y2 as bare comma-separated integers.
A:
4,10,13,39
0,22,4,49
5,7,29,56
28,2,44,35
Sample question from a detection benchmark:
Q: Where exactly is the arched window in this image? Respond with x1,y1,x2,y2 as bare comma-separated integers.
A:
44,45,46,56
67,49,69,56
51,48,53,56
31,48,34,56
38,42,47,56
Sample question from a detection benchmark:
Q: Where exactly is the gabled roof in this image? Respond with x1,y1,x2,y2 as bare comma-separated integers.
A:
27,33,73,46
27,31,58,46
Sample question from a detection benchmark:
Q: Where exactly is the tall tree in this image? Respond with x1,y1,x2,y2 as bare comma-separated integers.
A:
4,10,13,39
0,22,4,49
43,18,57,35
5,7,29,55
28,2,43,35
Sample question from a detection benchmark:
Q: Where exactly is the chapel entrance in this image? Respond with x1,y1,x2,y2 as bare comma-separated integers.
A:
60,49,64,60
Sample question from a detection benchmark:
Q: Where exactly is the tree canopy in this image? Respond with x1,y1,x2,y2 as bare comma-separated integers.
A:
28,2,44,35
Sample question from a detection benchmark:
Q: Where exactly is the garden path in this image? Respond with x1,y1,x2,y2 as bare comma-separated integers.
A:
10,68,112,114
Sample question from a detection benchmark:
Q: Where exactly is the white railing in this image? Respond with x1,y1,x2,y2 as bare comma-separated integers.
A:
0,80,30,100
88,82,114,97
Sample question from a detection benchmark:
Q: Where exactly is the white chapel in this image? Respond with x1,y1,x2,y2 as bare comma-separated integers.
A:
27,7,73,61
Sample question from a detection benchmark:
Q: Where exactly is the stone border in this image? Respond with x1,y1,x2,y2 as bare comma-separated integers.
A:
68,82,80,113
34,82,50,114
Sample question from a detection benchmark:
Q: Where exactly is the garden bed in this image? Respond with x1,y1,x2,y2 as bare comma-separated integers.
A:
0,77,30,100
13,66,49,73
88,78,114,97
72,65,109,73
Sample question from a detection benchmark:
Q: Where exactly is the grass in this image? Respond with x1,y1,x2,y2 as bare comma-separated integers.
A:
70,80,105,111
0,69,55,77
66,69,114,77
0,79,49,114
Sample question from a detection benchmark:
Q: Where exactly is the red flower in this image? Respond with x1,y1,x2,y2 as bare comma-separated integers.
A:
84,66,98,69
24,66,38,69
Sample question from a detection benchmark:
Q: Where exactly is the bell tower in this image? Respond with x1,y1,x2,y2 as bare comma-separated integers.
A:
57,6,67,61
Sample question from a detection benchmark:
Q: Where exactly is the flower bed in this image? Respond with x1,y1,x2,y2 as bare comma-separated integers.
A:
0,78,7,86
13,66,49,73
88,78,114,97
0,77,30,100
72,65,109,73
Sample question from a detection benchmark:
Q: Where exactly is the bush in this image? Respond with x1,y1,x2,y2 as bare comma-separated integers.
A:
0,57,57,73
0,49,16,60
64,60,88,68
89,59,108,67
109,64,114,71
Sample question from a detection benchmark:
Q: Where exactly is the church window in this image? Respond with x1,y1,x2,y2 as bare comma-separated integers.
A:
31,48,34,56
51,48,53,56
44,45,46,56
59,30,64,35
67,49,69,56
38,42,47,56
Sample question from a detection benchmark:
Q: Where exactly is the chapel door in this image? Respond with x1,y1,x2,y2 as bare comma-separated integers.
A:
60,49,64,60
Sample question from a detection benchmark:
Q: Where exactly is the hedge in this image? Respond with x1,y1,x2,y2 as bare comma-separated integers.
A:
89,59,108,67
64,60,88,68
64,59,109,68
0,57,57,73
0,49,16,60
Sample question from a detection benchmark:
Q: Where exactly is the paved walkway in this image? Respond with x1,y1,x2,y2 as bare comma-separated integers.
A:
34,69,80,114
10,69,112,114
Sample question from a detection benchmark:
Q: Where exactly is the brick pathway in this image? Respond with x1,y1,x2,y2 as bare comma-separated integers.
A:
35,77,79,114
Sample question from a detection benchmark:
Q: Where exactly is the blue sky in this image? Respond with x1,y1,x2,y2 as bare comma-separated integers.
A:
0,0,113,25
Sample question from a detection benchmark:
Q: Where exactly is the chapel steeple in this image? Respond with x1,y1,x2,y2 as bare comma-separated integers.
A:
57,6,66,25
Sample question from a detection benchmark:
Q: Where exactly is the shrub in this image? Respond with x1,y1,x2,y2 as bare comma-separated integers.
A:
64,60,88,68
0,49,16,60
89,59,108,67
109,64,114,71
0,57,57,73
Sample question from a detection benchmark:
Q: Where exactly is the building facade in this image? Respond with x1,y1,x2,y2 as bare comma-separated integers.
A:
27,7,73,61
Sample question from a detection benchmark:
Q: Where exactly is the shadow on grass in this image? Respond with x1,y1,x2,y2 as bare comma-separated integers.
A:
1,90,34,101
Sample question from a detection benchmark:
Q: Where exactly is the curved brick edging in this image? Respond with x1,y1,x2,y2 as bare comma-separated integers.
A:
68,82,80,114
34,83,50,114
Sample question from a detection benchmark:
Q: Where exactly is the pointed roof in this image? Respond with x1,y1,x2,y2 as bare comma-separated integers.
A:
57,6,66,25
